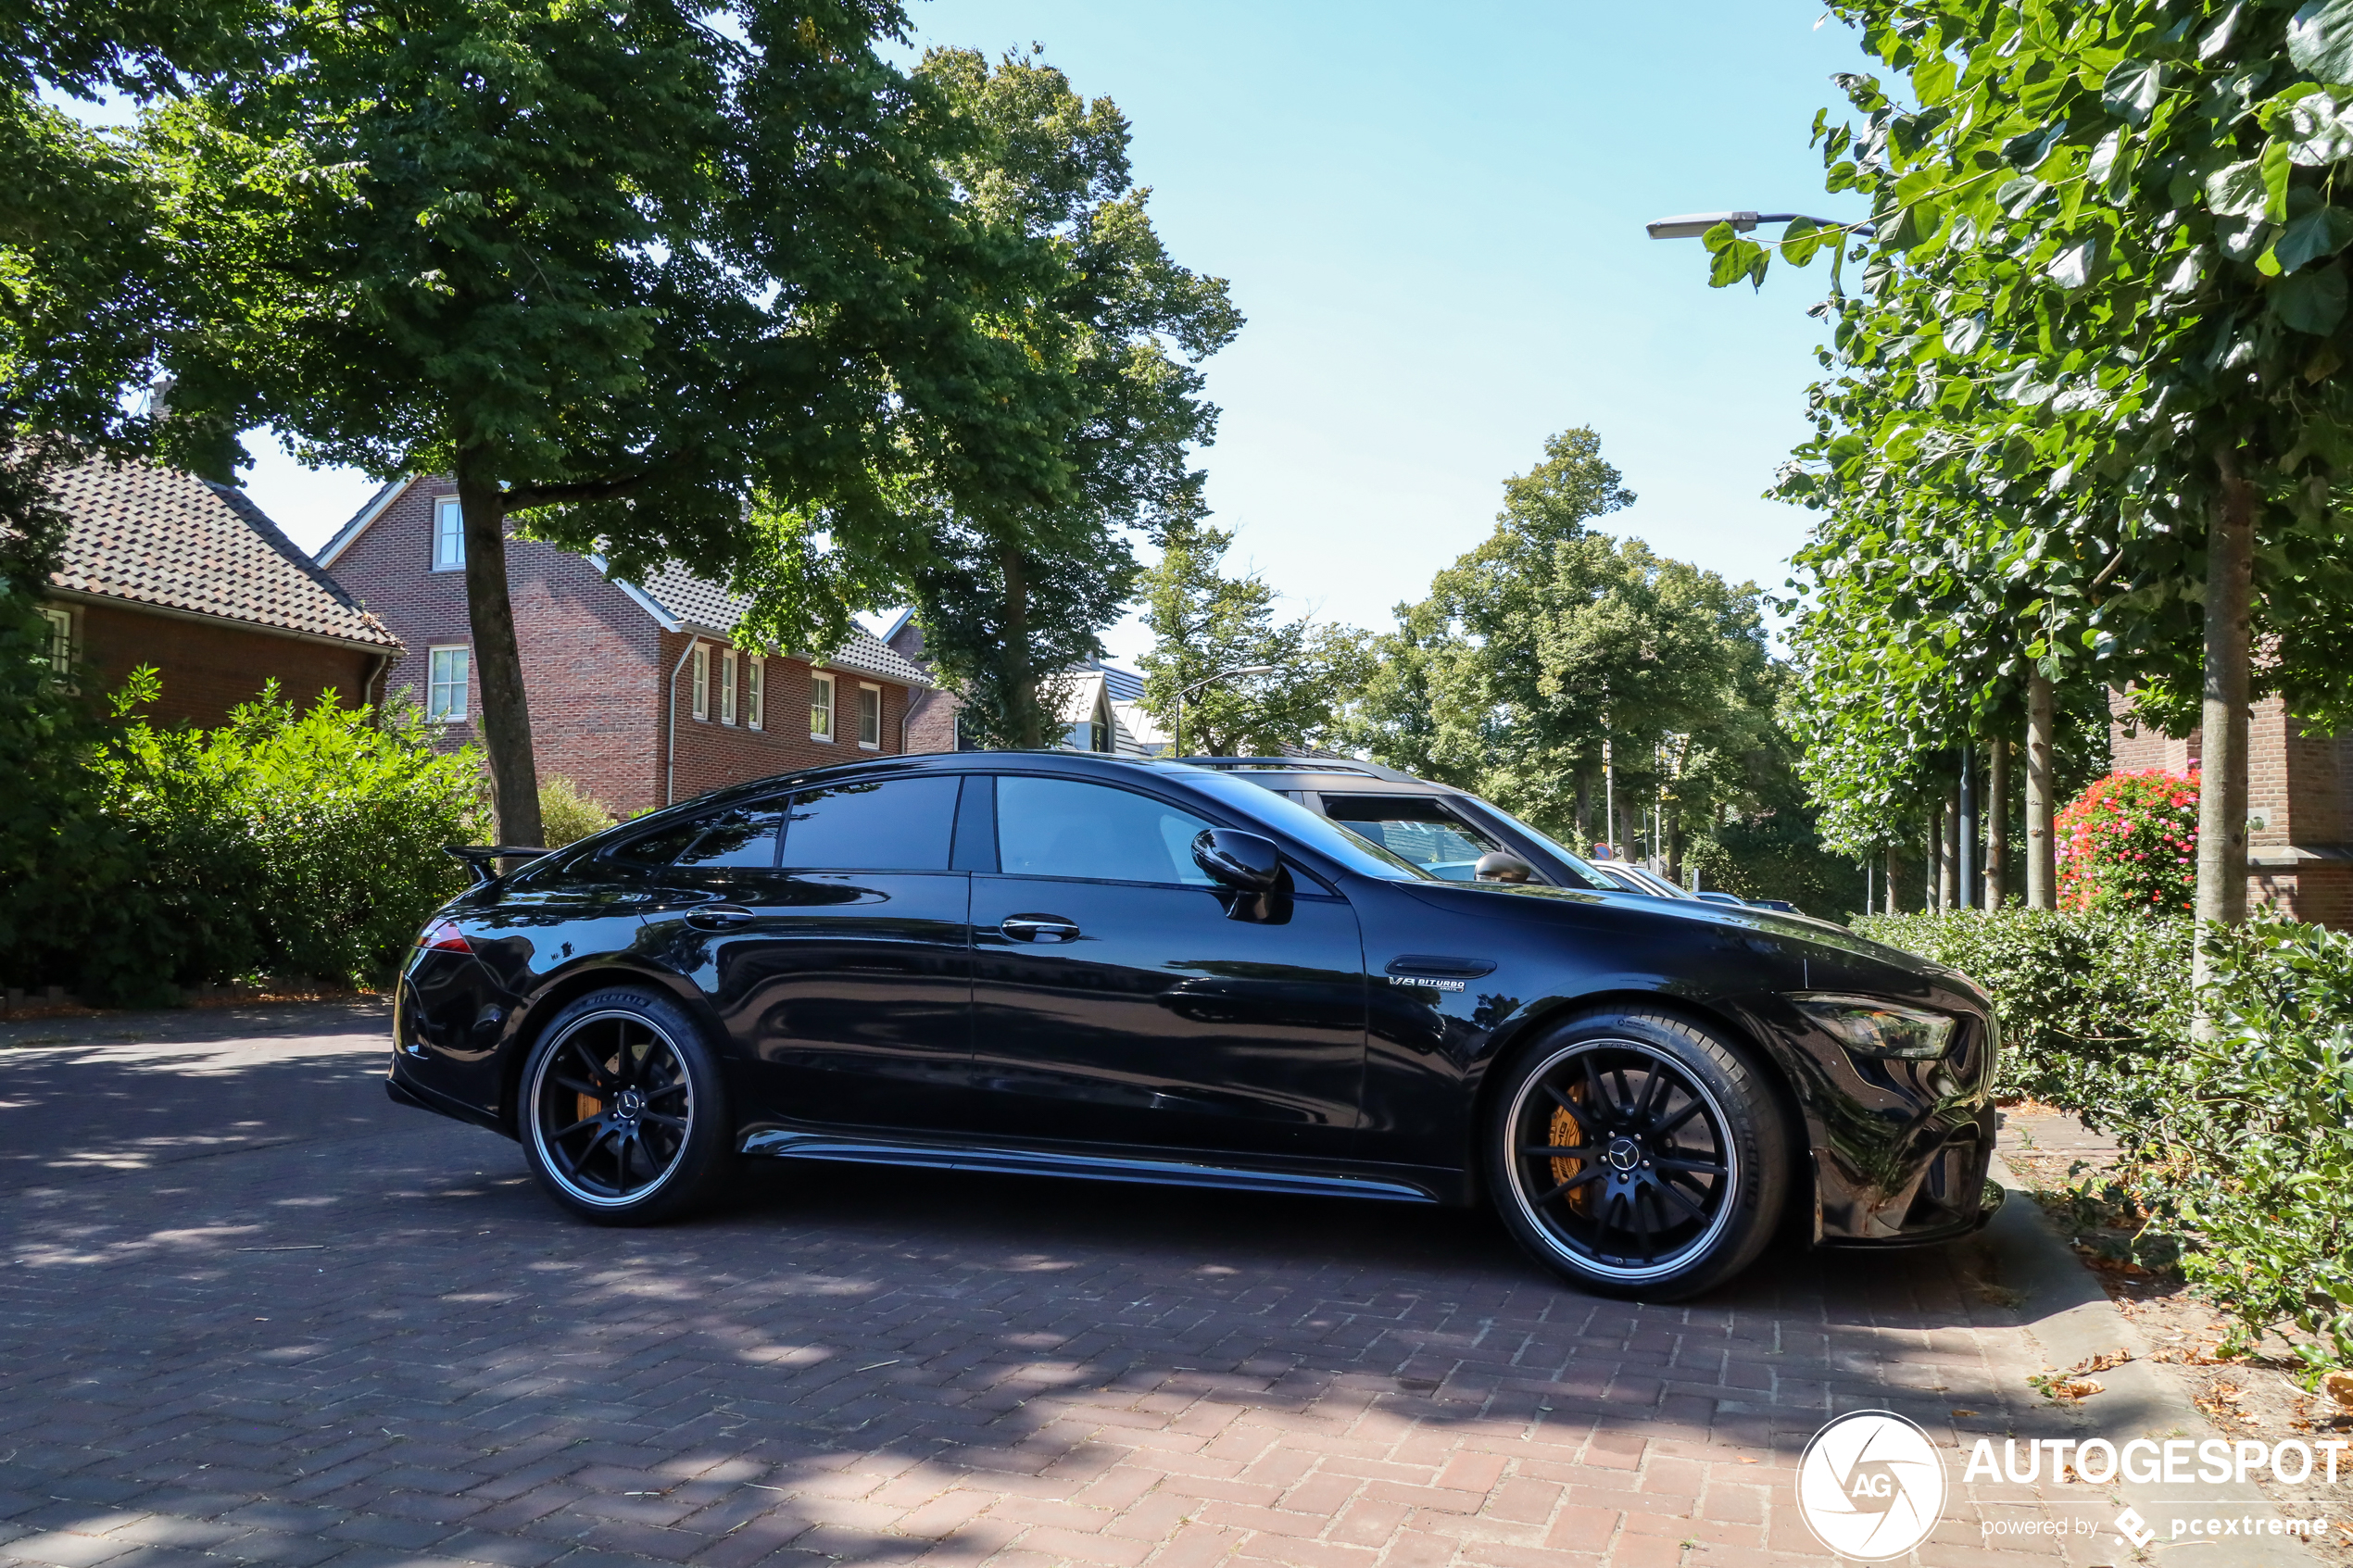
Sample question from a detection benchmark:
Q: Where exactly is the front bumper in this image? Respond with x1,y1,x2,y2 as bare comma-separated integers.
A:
1818,1176,2005,1250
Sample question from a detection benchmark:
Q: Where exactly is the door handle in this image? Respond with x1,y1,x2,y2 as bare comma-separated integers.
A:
1001,913,1081,944
684,904,755,930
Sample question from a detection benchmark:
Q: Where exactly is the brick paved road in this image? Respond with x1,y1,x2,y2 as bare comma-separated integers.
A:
0,1004,2164,1568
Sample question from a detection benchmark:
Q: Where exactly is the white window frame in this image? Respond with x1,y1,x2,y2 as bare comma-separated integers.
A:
810,670,835,742
747,655,765,731
432,496,465,571
857,682,882,749
720,647,738,725
426,645,470,721
691,643,710,721
38,604,72,672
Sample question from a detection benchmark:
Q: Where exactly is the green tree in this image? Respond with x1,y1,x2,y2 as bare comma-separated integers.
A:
1138,515,1371,756
1356,429,1782,878
153,3,1091,842
0,0,271,591
1698,0,2353,985
858,48,1239,749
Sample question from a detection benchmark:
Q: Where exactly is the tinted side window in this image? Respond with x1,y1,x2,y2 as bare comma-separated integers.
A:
675,803,786,869
602,816,709,869
996,776,1218,885
781,776,959,871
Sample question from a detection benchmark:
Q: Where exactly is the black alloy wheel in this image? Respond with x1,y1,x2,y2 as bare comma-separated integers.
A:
1486,1010,1790,1300
519,987,730,1224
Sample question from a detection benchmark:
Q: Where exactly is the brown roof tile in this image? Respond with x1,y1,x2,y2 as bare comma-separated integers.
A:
47,459,400,649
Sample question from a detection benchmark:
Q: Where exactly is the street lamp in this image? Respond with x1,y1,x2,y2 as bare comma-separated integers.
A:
1644,210,1877,240
1171,664,1275,759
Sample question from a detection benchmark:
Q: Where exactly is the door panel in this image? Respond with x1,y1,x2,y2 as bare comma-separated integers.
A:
643,777,974,1131
964,775,1368,1155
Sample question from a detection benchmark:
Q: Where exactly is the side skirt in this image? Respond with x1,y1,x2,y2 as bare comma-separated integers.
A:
737,1127,1445,1205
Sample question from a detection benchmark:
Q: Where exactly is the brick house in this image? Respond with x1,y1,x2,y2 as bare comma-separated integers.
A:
885,611,1164,755
319,475,929,817
39,458,401,727
2110,693,2353,929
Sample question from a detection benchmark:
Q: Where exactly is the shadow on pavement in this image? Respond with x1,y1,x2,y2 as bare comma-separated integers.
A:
0,1004,2069,1568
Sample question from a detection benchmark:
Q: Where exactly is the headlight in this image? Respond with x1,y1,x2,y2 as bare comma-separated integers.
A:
1794,997,1957,1060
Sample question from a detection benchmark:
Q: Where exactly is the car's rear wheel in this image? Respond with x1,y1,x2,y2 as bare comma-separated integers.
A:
1485,1010,1790,1300
519,987,730,1224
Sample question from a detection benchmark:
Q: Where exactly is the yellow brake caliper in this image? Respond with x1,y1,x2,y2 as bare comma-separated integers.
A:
1550,1099,1587,1212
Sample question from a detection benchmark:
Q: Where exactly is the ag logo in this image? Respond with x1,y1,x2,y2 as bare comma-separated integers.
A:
1794,1410,1946,1561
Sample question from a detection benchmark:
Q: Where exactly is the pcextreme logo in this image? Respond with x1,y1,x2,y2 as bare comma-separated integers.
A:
1795,1411,1948,1562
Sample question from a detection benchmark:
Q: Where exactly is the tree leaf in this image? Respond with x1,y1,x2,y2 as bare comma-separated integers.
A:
2290,0,2353,85
2202,3,2245,59
1705,226,1770,291
2207,158,2271,219
2273,205,2353,271
2048,236,2100,290
1781,217,1825,267
2274,265,2348,333
2101,58,2163,124
2263,140,2295,221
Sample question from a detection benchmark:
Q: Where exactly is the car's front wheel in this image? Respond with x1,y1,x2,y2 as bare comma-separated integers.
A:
1485,1010,1791,1300
518,987,731,1224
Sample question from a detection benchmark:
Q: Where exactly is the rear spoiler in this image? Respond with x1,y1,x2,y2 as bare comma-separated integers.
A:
443,844,551,885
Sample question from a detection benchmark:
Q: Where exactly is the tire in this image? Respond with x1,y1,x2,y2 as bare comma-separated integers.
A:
1483,1009,1791,1300
516,986,732,1225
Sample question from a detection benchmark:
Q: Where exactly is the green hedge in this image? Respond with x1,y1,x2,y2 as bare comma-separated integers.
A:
1856,906,2353,1373
1,634,478,1002
1851,909,2189,1112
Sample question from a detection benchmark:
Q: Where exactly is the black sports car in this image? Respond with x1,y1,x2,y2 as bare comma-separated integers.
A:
390,750,2002,1299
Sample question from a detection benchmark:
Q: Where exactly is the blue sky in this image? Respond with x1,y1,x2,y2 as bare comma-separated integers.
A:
243,1,1877,659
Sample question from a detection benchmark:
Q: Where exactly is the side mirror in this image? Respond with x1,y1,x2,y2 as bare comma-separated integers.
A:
1475,851,1534,884
1192,828,1283,892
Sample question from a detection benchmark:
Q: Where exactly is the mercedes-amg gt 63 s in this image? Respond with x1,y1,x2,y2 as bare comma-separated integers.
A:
390,751,2002,1300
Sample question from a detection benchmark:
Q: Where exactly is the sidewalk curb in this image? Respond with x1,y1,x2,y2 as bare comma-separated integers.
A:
1980,1153,2311,1566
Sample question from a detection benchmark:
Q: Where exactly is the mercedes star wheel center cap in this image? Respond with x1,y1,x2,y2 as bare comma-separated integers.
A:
617,1089,645,1119
1606,1136,1642,1173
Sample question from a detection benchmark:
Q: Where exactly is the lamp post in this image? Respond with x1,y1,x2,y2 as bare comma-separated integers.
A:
1171,664,1275,758
1644,210,1876,240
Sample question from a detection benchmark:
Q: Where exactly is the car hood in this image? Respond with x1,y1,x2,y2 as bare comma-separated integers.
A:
1390,877,1981,998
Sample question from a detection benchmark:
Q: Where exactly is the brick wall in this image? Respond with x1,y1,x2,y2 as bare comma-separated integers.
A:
886,618,962,753
659,631,910,805
60,597,380,729
330,478,666,816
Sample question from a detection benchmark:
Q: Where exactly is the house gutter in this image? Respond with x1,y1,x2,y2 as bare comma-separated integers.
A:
664,636,698,806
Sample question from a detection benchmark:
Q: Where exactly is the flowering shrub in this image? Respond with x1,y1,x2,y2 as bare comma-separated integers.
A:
2055,768,2198,913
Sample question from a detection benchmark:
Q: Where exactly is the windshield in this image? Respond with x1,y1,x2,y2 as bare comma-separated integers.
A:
1178,769,1434,880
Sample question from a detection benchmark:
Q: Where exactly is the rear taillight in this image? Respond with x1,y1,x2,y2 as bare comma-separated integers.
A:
417,918,472,953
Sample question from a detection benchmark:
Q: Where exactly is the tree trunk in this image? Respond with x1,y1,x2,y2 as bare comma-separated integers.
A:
1985,741,2009,909
999,546,1038,749
453,451,543,851
2025,672,2057,909
1885,845,1900,914
1923,801,1941,910
1939,781,1960,910
1575,771,1592,843
1957,745,1976,909
1663,796,1681,886
2192,451,2257,1010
